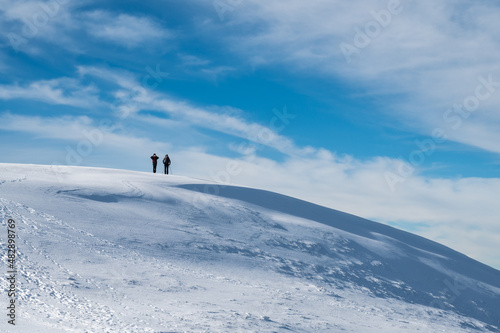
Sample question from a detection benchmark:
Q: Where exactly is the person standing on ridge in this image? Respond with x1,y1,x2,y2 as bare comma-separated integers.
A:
151,153,159,173
163,154,171,175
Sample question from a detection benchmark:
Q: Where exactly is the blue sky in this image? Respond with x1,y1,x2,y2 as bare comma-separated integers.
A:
1,0,500,269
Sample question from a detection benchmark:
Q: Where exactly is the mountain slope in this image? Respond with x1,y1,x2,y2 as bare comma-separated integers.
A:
0,164,499,332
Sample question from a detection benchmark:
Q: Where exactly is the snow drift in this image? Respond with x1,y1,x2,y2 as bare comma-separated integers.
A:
0,164,499,332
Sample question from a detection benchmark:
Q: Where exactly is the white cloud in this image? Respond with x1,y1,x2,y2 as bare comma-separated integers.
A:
78,66,304,155
0,113,93,140
0,3,170,53
84,11,171,48
202,0,500,156
77,66,139,89
198,66,236,81
178,54,211,67
175,54,236,81
0,112,169,160
148,98,301,154
0,0,84,54
0,78,102,108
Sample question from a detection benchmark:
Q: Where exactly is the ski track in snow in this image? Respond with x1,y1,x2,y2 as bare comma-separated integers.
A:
0,176,27,188
0,164,499,332
1,200,149,332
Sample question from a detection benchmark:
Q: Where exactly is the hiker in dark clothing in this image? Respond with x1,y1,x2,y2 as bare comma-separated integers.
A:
151,153,159,173
163,154,171,174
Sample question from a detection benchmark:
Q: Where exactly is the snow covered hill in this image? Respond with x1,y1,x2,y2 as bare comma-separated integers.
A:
0,163,499,332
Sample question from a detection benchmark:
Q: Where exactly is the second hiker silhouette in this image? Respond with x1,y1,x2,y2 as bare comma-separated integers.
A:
163,154,171,174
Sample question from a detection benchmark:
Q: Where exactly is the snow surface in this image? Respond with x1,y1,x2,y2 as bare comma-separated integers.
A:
0,163,499,332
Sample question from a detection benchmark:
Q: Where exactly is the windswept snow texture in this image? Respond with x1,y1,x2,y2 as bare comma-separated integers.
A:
0,164,499,332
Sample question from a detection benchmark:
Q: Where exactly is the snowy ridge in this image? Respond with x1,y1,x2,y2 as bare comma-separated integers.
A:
0,164,499,332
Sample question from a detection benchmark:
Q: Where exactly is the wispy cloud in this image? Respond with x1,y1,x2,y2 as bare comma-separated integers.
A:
0,78,102,108
79,66,302,155
176,54,236,81
84,11,172,48
3,65,302,158
0,112,167,153
1,3,171,54
198,66,235,81
1,0,82,53
202,0,500,156
178,54,212,67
